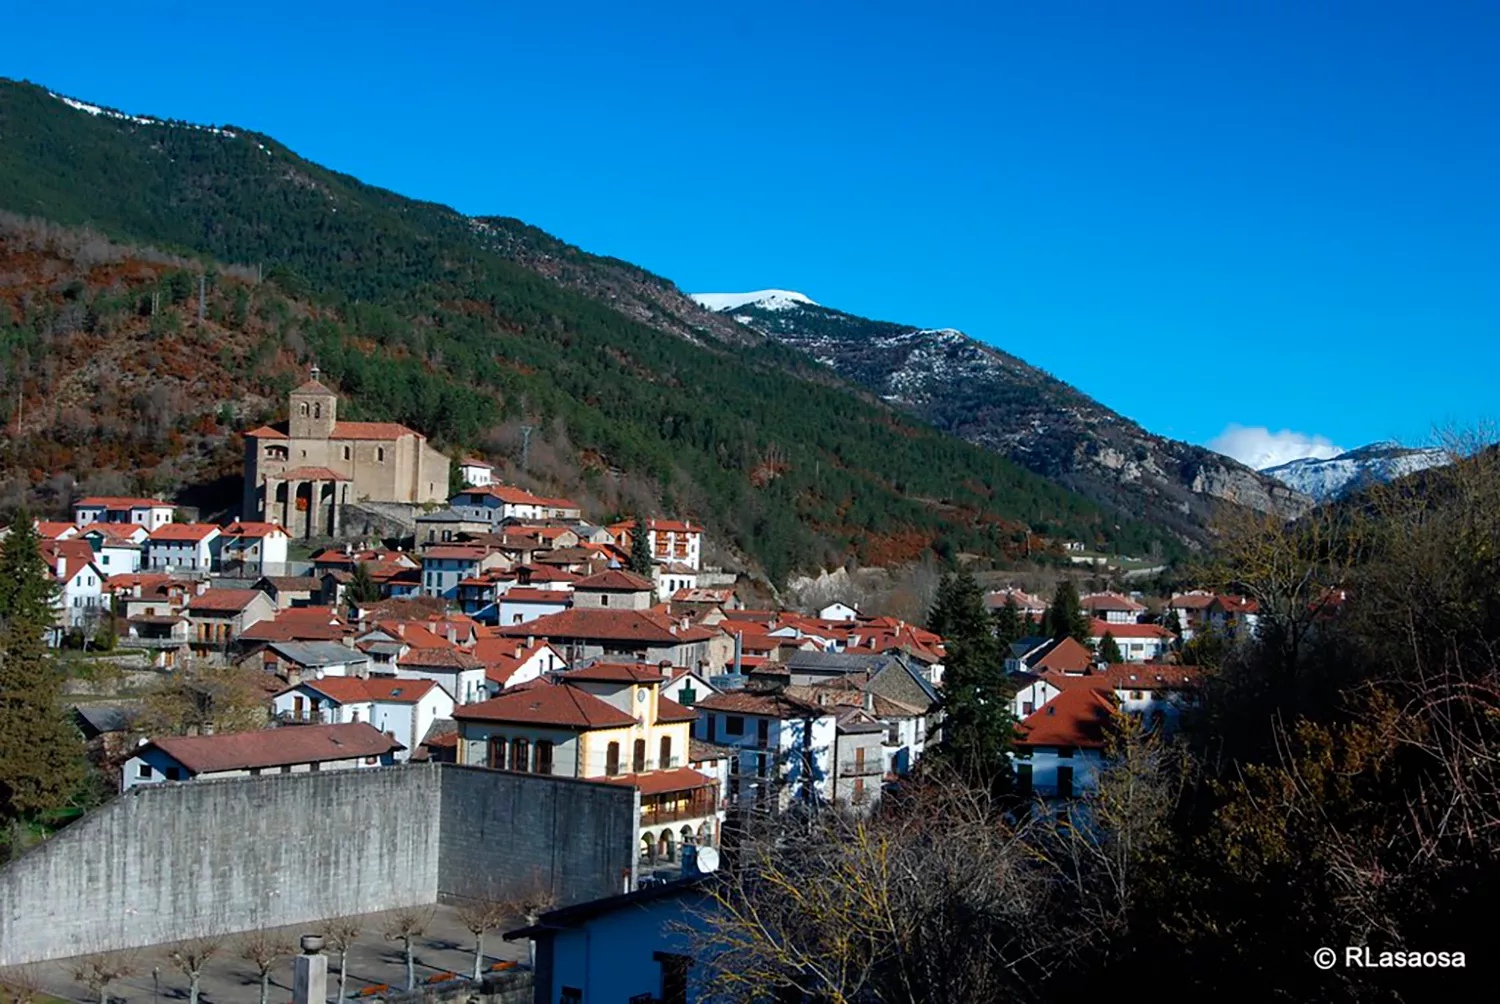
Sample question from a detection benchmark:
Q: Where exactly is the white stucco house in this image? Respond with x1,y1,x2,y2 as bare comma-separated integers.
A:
73,496,176,531
818,602,859,623
497,586,572,627
272,677,454,761
218,520,291,576
693,689,837,809
78,523,147,575
144,523,222,573
1088,619,1175,662
40,539,108,633
458,457,496,488
1011,687,1115,799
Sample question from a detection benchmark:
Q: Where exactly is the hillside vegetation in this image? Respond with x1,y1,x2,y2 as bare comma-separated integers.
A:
0,80,1182,579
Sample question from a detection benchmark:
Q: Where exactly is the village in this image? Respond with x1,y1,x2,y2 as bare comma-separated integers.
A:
0,373,1262,1003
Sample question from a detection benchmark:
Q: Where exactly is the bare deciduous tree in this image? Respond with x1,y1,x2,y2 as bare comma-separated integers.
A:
0,964,44,1004
166,936,222,1004
237,929,293,1004
69,951,136,1004
320,915,364,1004
455,900,510,980
382,907,434,990
689,763,1143,1004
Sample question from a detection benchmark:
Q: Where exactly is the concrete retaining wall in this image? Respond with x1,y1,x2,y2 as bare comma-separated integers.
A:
0,763,636,965
437,765,638,905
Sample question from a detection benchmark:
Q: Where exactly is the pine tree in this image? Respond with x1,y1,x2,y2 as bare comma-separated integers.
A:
930,570,1015,789
1098,630,1123,664
347,562,381,605
0,517,86,833
627,517,654,577
1165,608,1183,637
993,595,1023,649
1047,579,1090,643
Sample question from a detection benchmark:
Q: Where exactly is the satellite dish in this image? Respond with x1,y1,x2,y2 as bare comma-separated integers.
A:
695,846,720,874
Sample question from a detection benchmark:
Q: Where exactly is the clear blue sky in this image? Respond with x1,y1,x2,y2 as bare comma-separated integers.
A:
7,1,1497,465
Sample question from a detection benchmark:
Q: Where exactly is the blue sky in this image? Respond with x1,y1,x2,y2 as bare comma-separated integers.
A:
7,1,1497,466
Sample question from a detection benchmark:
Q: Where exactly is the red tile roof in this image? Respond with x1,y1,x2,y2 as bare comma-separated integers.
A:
292,677,440,705
149,523,221,542
81,522,148,541
1014,688,1118,750
694,690,826,718
574,569,654,592
280,466,350,481
602,766,716,796
499,587,570,603
246,425,288,439
147,722,402,772
397,647,484,671
422,546,488,560
76,496,173,509
496,608,684,645
40,539,97,579
188,589,264,614
655,695,698,723
1169,592,1216,610
1081,592,1146,613
1032,637,1094,673
1089,620,1174,640
35,521,80,539
331,421,417,441
561,662,667,684
453,679,635,728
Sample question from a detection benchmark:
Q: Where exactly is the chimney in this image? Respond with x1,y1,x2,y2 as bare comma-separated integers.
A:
733,632,743,676
292,936,327,1004
863,690,874,713
286,666,302,687
447,625,457,644
396,623,406,637
56,555,66,579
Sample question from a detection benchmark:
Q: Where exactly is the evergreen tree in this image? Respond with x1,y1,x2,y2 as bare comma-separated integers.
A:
993,595,1023,649
627,517,654,577
347,562,381,605
1165,608,1184,637
930,570,1015,789
0,517,86,835
1047,579,1090,643
1098,630,1123,664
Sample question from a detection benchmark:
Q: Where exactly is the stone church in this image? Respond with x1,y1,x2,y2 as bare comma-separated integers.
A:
242,369,450,537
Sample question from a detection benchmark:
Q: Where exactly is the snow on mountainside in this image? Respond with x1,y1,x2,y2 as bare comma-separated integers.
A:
1261,444,1451,500
698,295,1309,546
690,290,817,312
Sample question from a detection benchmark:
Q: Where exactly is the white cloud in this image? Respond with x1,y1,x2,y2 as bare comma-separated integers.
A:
1206,424,1346,470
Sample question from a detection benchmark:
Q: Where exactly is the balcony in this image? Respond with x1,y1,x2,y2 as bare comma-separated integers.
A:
640,791,721,827
839,759,884,777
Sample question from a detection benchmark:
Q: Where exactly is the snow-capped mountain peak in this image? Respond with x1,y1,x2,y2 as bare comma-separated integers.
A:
1261,444,1451,500
690,289,817,313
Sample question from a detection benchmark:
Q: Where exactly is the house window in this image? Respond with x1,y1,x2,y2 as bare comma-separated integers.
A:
299,403,309,416
655,952,691,1004
165,766,182,781
280,765,292,774
376,447,386,463
137,763,153,779
1057,765,1075,798
560,989,582,1004
1016,763,1033,796
633,738,646,773
1129,690,1143,700
536,740,554,775
1022,701,1034,716
725,716,744,736
1058,746,1074,759
660,736,673,770
679,684,696,706
511,738,530,773
600,594,609,607
606,741,621,776
343,445,351,460
488,737,507,769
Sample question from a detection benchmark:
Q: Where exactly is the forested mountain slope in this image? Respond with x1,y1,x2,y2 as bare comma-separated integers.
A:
707,295,1311,545
0,80,1180,579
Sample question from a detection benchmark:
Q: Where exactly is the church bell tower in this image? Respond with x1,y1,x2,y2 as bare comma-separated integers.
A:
288,365,338,440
